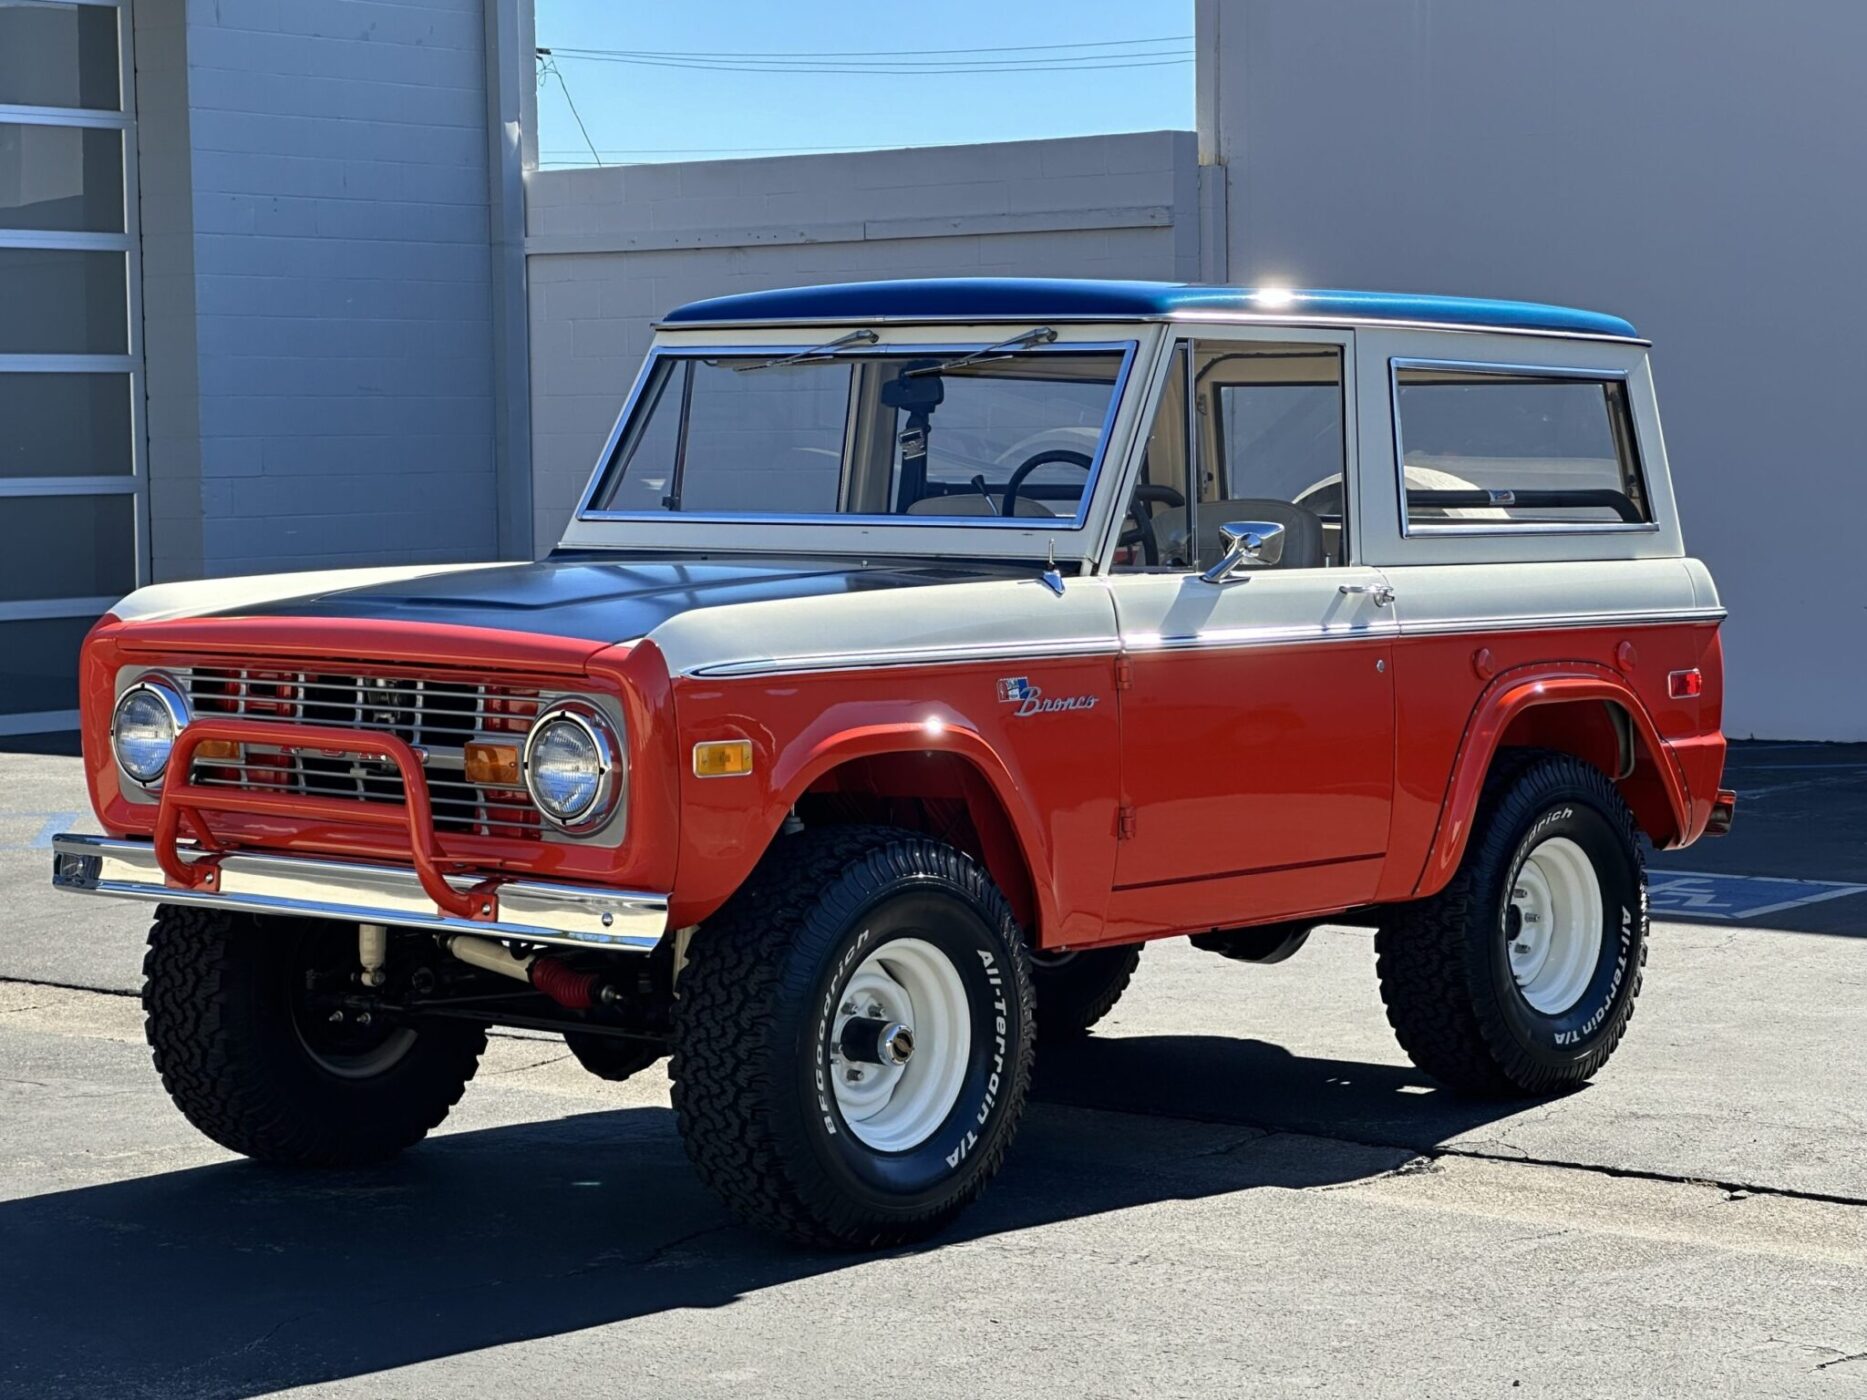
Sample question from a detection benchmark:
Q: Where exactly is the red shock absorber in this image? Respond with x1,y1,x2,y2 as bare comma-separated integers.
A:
528,956,603,1010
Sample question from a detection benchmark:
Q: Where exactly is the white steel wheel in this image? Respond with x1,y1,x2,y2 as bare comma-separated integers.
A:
1507,835,1605,1016
830,936,971,1153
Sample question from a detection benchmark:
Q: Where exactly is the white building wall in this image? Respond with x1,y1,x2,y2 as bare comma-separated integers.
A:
135,0,505,581
523,130,1201,554
1199,0,1867,741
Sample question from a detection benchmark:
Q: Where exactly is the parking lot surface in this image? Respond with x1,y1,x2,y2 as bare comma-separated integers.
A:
3,742,1866,1398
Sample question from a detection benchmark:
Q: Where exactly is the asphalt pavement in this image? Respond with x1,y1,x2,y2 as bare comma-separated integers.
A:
2,741,1865,1398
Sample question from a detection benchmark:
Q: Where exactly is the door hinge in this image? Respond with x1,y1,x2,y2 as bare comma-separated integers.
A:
1114,657,1134,691
1117,804,1137,839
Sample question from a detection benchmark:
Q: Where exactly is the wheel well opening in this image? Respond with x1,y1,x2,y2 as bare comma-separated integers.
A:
1495,699,1681,847
795,753,1039,933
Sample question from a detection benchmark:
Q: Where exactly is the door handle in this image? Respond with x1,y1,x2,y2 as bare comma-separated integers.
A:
1339,583,1396,607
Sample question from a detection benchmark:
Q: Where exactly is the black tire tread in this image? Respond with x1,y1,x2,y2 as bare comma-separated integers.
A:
1374,749,1648,1096
143,905,485,1165
1032,944,1141,1037
671,825,1034,1247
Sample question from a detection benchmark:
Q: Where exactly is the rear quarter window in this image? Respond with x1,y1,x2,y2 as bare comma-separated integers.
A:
1393,364,1650,531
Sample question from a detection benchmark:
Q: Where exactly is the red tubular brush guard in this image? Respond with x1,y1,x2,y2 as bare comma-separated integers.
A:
152,717,498,921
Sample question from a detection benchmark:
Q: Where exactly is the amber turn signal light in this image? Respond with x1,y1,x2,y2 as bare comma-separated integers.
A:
194,739,241,761
693,739,754,778
464,740,520,786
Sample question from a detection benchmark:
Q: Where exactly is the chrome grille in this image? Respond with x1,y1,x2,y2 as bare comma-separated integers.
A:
182,665,546,839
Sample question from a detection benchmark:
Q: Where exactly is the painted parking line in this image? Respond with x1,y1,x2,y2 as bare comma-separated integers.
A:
0,813,81,852
1648,870,1867,922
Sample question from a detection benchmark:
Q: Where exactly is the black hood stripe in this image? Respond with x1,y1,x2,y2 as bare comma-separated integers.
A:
213,556,1021,644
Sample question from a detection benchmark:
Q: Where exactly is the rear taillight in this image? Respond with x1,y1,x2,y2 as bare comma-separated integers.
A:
1667,669,1704,700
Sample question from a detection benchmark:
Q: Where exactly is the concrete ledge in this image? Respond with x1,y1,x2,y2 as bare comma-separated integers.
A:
525,204,1175,257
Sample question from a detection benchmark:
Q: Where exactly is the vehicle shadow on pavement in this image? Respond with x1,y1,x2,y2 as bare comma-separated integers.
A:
0,1037,1519,1399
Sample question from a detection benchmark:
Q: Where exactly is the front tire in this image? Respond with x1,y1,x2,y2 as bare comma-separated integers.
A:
1375,751,1647,1096
672,826,1034,1248
143,906,485,1165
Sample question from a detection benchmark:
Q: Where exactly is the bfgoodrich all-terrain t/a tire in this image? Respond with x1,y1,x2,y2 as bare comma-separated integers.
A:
671,826,1035,1248
143,905,485,1165
1029,944,1141,1037
1375,750,1648,1097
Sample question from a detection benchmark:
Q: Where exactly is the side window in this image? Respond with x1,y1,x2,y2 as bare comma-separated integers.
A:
1192,343,1348,568
1393,366,1649,530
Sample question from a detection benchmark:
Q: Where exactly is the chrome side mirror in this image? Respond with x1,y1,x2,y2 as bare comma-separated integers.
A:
1200,520,1285,583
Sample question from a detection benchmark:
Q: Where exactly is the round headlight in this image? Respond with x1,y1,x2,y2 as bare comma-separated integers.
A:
522,703,621,833
112,678,188,786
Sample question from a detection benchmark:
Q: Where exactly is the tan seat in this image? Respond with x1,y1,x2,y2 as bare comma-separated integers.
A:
904,495,1057,518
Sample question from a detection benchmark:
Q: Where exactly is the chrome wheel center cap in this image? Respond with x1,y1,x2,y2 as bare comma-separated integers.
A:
879,1022,915,1066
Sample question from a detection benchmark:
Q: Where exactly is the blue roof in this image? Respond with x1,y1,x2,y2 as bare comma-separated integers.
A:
662,278,1637,339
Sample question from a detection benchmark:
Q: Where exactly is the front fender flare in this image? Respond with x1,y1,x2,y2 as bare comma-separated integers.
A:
767,707,1060,933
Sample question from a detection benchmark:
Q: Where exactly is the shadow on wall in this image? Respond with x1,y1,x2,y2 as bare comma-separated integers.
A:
0,1034,1522,1398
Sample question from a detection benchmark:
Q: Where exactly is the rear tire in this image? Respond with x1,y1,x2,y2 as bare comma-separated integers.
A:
143,906,485,1165
1030,944,1140,1037
1374,751,1647,1096
672,826,1034,1248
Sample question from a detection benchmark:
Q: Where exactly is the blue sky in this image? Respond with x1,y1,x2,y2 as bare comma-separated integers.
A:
533,0,1195,167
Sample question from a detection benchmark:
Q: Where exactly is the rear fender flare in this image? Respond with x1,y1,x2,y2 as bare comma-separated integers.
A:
1416,664,1689,899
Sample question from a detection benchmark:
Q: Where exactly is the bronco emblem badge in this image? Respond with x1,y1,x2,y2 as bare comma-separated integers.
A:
997,676,1099,717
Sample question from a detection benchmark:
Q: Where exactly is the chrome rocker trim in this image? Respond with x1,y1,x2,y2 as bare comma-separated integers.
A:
49,834,668,952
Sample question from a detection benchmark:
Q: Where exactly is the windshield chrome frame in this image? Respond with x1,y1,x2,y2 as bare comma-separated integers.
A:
559,326,1153,563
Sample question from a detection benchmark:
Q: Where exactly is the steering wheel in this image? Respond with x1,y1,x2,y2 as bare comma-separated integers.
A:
1122,482,1186,566
1001,448,1095,516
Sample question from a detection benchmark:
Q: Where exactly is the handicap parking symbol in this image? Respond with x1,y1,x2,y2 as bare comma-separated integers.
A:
1647,870,1867,922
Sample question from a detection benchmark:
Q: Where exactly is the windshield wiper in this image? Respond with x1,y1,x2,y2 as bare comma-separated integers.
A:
903,326,1058,377
733,328,879,372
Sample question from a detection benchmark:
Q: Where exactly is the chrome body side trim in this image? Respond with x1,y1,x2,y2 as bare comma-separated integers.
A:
49,834,667,952
685,635,1123,679
1395,606,1727,637
1121,621,1398,653
1126,605,1724,652
684,605,1724,680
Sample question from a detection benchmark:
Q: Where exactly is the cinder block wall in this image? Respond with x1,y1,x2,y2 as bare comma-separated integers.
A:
136,0,499,580
523,130,1201,554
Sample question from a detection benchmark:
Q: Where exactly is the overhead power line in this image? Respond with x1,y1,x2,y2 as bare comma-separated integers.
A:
544,35,1192,60
536,56,603,167
534,35,1194,76
546,53,1193,76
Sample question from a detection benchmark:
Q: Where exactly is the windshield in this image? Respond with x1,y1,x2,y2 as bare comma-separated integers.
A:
587,346,1130,524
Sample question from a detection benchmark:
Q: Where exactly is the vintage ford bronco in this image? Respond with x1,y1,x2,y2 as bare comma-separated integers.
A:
52,279,1734,1247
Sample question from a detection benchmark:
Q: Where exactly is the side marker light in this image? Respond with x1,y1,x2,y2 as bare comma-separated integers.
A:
693,739,754,779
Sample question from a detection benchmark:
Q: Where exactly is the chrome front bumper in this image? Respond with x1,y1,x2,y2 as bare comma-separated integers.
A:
49,834,668,951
